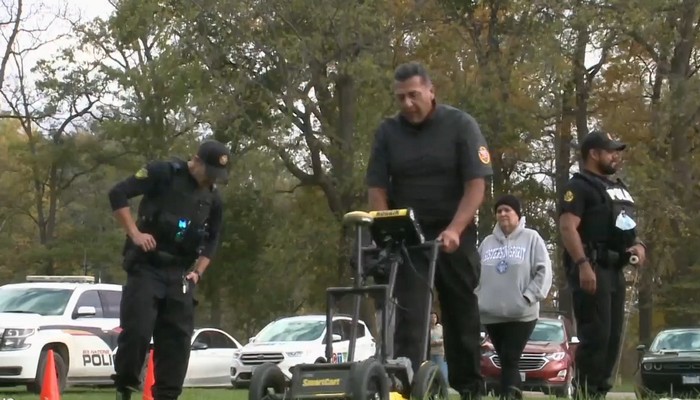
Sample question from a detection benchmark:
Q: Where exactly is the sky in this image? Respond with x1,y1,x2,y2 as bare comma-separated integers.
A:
0,0,114,132
2,0,114,81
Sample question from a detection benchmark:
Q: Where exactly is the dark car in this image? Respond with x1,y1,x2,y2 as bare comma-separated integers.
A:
634,328,700,399
481,317,579,398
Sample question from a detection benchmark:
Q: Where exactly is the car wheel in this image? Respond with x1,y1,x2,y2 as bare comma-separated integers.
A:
27,348,68,395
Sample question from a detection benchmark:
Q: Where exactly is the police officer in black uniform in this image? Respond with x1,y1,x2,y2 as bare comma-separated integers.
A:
108,140,229,400
558,130,647,399
365,61,493,400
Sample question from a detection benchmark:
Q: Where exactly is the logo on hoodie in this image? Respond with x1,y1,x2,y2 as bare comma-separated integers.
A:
482,246,527,274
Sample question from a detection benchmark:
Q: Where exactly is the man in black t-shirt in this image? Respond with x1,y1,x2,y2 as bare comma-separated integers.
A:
558,131,647,399
365,61,493,400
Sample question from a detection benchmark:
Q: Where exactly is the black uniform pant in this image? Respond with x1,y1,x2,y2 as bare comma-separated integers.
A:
113,263,195,400
392,226,483,397
485,320,537,398
571,268,625,398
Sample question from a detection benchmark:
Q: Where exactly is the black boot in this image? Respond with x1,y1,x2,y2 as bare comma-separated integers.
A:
116,385,139,400
460,390,483,400
499,386,523,400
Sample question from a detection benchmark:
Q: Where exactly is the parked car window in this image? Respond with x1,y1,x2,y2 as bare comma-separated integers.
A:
205,331,237,348
0,288,73,316
98,290,121,318
651,330,700,352
331,320,346,340
529,321,565,342
256,319,326,342
339,320,365,338
73,290,104,318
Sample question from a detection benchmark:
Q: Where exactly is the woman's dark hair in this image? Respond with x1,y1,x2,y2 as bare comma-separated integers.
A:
431,311,440,323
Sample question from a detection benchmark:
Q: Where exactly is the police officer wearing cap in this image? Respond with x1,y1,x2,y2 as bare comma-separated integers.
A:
558,130,647,399
108,140,229,400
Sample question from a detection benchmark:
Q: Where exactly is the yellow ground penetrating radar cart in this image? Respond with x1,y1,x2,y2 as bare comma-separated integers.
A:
248,208,449,400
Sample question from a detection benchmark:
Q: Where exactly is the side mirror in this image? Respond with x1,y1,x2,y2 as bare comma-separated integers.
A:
569,336,580,345
75,306,97,318
636,344,646,352
191,341,208,350
248,336,256,344
332,334,342,342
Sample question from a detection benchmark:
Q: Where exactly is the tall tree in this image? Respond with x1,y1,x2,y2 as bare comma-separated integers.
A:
0,35,115,274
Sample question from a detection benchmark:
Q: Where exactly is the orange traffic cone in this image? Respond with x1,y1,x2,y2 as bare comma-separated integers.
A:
142,349,155,400
40,349,60,400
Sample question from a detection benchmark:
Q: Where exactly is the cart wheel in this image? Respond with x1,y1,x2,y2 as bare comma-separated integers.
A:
351,359,391,400
249,363,287,400
410,361,449,400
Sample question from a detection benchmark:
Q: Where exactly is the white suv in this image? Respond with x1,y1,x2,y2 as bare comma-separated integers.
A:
0,275,122,394
230,314,376,387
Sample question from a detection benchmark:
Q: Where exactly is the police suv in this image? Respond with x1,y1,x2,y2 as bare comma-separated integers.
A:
0,275,122,394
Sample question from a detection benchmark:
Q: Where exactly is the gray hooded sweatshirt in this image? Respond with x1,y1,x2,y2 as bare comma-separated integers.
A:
476,217,553,324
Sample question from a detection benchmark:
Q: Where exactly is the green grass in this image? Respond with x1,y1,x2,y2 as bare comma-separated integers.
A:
2,387,243,400
0,383,637,400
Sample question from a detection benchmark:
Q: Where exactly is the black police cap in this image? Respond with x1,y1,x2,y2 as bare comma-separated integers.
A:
580,130,626,157
197,140,231,184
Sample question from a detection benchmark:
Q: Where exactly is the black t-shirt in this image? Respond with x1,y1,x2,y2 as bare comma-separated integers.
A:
558,175,605,220
365,104,493,235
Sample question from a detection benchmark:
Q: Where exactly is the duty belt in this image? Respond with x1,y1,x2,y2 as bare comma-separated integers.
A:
147,250,192,269
586,243,628,269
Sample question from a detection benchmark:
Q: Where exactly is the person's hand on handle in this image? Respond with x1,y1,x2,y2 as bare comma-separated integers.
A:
627,244,646,266
437,229,460,253
186,271,201,285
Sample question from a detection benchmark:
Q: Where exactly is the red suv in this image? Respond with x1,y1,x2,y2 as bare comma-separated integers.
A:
480,317,579,398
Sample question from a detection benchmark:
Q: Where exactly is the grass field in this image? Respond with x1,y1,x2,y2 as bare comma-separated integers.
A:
0,384,637,400
1,387,245,400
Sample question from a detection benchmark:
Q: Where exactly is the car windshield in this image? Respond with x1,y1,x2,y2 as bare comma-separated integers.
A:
0,287,73,316
529,321,565,342
651,331,700,352
255,319,326,342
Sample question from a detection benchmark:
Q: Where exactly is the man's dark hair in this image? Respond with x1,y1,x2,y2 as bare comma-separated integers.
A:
394,61,431,83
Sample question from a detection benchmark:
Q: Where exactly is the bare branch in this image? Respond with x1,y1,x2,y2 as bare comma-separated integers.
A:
274,183,306,194
0,0,22,89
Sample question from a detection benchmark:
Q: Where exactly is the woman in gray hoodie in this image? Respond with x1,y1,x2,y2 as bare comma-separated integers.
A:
476,194,553,400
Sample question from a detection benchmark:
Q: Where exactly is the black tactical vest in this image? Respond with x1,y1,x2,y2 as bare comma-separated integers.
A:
132,159,215,266
574,171,638,264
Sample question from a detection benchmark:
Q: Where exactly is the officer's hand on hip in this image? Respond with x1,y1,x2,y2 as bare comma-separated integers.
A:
627,244,647,266
130,231,157,252
437,229,460,253
579,262,596,294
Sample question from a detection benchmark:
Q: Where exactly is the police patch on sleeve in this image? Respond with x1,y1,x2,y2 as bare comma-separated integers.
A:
134,167,148,179
478,146,491,164
564,190,574,202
